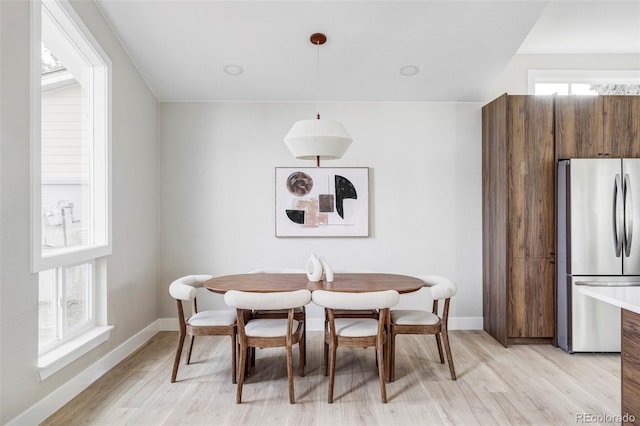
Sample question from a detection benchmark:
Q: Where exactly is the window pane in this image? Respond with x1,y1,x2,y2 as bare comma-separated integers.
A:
34,1,111,272
38,268,57,347
570,83,597,95
63,263,91,332
41,38,92,255
535,83,569,95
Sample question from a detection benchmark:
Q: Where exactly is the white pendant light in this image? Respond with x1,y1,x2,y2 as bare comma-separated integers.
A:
284,33,353,167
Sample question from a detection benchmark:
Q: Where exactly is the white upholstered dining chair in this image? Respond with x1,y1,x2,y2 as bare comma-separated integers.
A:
311,289,400,403
169,275,238,383
248,269,307,366
389,275,457,381
224,289,311,404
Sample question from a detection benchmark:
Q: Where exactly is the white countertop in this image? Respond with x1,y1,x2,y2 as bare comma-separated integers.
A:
578,285,640,315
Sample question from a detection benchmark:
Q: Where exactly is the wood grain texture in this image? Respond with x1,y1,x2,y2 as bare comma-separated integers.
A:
622,308,640,424
42,330,621,426
508,95,555,259
509,257,555,338
205,273,424,294
483,94,555,345
604,96,640,158
482,94,509,347
555,96,604,159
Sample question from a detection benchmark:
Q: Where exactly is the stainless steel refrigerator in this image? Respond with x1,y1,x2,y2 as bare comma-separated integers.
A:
557,158,640,353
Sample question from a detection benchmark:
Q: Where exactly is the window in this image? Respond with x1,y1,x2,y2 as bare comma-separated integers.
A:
38,262,94,355
529,70,640,96
32,0,112,380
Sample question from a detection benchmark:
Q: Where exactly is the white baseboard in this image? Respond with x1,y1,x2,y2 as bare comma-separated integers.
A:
7,321,160,426
10,314,483,425
449,316,484,330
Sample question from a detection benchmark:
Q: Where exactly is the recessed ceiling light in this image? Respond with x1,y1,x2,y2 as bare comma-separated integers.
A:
399,65,419,77
223,64,243,76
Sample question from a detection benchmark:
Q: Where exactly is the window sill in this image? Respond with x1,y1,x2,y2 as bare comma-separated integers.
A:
37,325,114,381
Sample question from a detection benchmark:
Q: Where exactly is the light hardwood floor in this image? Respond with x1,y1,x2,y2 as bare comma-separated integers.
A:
42,330,620,425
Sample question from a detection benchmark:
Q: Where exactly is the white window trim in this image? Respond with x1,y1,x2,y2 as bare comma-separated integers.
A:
31,0,112,273
528,69,640,95
32,0,113,380
37,325,113,381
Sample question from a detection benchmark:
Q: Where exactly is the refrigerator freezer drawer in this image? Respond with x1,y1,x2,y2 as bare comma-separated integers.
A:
570,277,621,352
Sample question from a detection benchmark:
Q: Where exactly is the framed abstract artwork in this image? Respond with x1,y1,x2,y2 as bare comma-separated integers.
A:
275,167,369,237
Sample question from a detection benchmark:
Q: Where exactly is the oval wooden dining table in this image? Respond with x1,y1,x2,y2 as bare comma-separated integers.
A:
205,272,424,383
204,272,425,294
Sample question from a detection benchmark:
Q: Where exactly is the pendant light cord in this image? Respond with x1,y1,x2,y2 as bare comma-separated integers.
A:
316,39,321,120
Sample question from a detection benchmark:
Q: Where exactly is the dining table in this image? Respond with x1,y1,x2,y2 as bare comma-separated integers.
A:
205,272,424,382
203,272,425,294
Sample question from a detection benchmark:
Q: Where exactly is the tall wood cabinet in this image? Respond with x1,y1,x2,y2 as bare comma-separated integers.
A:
482,94,555,347
483,94,640,347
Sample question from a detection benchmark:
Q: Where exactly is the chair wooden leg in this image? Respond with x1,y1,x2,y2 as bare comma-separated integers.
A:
230,333,237,384
171,328,186,383
323,335,329,376
390,331,396,382
441,329,456,380
250,347,256,370
435,334,445,364
299,334,305,377
236,344,247,403
303,319,307,367
286,342,295,404
328,341,337,403
377,342,387,403
186,335,195,365
384,334,391,383
245,347,254,377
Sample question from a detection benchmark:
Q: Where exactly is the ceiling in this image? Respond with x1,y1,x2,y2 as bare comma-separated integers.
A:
94,1,640,103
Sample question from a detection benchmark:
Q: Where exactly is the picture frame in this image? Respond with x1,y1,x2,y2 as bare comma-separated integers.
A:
275,167,369,237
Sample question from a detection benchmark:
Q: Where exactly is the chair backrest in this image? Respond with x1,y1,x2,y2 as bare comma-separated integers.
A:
311,290,399,310
169,274,213,302
420,275,457,300
224,289,311,310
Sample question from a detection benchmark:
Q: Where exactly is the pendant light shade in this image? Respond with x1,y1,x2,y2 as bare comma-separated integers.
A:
284,33,353,165
284,118,353,160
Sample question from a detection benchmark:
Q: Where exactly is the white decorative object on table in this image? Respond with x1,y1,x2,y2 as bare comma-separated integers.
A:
320,256,334,282
306,253,323,282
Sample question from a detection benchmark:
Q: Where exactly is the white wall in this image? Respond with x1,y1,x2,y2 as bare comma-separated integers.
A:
158,101,484,328
0,1,159,423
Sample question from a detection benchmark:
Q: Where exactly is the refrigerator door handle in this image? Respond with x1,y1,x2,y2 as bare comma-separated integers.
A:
615,174,624,257
625,173,634,257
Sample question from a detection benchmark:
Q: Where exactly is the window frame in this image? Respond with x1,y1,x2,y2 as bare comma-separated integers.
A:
31,0,112,273
31,0,113,380
528,69,640,95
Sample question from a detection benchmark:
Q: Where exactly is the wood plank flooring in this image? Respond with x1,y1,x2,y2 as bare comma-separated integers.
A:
42,330,621,425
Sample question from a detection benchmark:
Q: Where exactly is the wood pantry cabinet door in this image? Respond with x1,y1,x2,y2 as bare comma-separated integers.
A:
508,257,555,338
482,94,509,347
555,96,604,159
604,96,640,158
508,96,555,259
